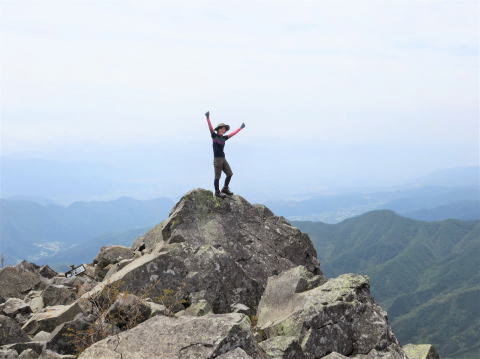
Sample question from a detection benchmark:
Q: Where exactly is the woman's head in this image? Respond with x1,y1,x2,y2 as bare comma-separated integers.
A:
215,123,230,135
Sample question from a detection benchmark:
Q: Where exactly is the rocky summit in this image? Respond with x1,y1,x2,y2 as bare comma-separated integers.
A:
0,188,440,358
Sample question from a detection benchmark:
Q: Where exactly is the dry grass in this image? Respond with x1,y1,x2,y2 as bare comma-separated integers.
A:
65,278,189,355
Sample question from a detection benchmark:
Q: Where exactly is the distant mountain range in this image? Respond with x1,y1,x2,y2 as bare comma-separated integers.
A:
403,200,480,221
42,226,150,271
1,182,478,268
266,185,479,223
292,211,480,359
0,196,174,266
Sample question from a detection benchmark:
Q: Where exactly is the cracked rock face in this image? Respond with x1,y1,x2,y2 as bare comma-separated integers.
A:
91,188,322,313
77,313,264,359
256,266,408,359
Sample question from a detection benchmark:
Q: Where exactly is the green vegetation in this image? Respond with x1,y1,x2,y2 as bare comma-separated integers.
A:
293,210,480,359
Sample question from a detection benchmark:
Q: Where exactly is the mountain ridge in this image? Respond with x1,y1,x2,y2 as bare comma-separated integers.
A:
292,210,479,359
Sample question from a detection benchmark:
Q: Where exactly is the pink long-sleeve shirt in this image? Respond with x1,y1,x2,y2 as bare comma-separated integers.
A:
206,117,242,158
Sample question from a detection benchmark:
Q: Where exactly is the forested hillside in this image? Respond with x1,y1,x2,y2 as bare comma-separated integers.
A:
293,211,480,359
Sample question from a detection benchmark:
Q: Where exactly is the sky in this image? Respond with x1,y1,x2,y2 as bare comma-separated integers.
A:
0,0,478,202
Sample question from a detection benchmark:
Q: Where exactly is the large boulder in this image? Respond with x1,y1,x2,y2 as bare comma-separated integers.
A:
21,303,82,336
0,315,30,346
83,189,321,314
77,313,265,359
0,265,46,300
256,266,407,359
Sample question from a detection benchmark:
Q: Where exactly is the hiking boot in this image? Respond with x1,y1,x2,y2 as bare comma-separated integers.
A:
215,190,227,198
221,186,234,196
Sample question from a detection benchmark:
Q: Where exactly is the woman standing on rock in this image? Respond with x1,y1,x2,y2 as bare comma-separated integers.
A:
205,111,245,198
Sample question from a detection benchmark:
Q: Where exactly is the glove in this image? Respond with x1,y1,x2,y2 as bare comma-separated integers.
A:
205,111,210,118
240,122,246,129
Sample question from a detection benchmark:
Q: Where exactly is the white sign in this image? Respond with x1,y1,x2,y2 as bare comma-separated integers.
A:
65,264,86,278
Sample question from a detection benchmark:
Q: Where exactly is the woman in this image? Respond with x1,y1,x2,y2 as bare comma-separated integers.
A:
205,111,246,198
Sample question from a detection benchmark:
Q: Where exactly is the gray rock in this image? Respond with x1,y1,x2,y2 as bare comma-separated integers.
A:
321,353,349,359
93,246,134,281
16,262,40,274
23,292,43,315
83,189,321,314
26,299,43,316
2,343,43,357
1,299,32,317
14,314,31,326
216,348,254,358
37,350,76,359
41,286,76,307
18,349,38,359
102,259,134,281
0,349,18,359
352,347,409,359
0,266,46,300
31,332,50,342
77,312,262,359
143,301,165,317
49,276,87,291
256,268,407,358
183,299,212,316
21,303,82,336
258,336,304,358
37,267,57,280
104,293,150,330
402,344,441,359
45,314,91,355
231,303,252,315
0,315,30,345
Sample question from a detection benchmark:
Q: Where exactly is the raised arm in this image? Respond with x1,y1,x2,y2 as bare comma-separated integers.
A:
205,111,214,133
227,122,245,139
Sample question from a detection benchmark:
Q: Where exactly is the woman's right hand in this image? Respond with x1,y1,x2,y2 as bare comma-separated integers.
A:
205,111,210,118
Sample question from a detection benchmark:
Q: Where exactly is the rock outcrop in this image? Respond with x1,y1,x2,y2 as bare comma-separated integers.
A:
78,313,266,359
256,267,406,358
91,188,321,314
0,188,441,359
